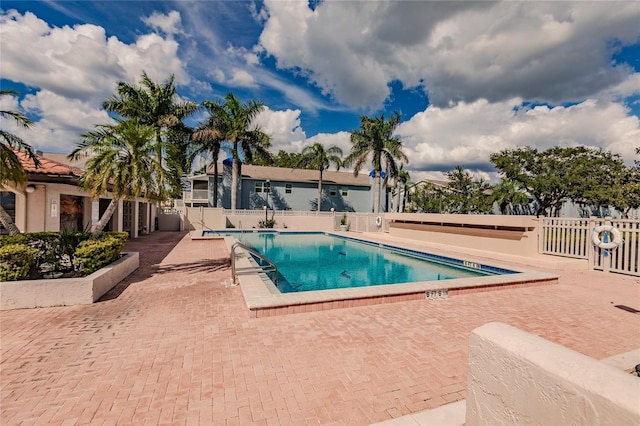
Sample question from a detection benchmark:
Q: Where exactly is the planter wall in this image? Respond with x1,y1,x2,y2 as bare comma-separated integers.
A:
0,252,139,310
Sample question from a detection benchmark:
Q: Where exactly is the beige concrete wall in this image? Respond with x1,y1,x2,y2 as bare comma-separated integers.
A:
385,213,540,257
183,207,225,231
3,181,156,236
466,322,640,425
158,212,181,231
223,213,335,231
9,182,93,233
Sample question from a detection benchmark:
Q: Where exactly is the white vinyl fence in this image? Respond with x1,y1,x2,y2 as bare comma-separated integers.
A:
541,218,639,276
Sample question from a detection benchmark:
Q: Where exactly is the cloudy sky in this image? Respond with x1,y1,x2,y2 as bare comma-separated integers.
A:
1,1,639,182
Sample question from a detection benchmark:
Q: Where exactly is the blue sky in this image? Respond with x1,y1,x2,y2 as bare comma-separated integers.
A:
1,1,639,182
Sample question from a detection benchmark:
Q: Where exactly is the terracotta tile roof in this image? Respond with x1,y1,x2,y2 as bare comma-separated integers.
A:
40,152,91,170
16,150,84,177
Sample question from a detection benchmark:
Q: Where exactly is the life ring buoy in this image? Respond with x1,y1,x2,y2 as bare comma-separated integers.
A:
375,216,382,227
591,225,622,250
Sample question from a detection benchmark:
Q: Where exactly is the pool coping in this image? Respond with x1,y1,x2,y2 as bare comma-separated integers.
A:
215,231,559,317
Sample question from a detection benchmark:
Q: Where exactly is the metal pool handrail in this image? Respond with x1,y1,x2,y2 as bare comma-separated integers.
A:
231,242,278,286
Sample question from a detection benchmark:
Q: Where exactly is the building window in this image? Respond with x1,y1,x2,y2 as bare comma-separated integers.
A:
285,183,292,194
255,180,271,193
341,187,348,196
329,186,337,196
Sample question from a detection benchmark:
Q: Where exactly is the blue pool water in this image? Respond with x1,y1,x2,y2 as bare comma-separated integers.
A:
212,231,515,293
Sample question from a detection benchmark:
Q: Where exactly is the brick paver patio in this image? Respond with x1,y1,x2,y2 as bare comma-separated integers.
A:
1,231,639,425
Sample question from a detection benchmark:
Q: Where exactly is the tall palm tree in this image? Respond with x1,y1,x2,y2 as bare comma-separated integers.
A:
393,164,411,212
491,178,531,215
103,72,198,199
68,119,158,238
345,112,408,213
190,108,222,207
203,93,271,210
297,143,343,211
0,90,40,234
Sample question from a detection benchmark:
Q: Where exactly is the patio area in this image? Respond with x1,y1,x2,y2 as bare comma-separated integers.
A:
1,231,638,425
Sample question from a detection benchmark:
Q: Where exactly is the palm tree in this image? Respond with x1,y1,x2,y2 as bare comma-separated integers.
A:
345,112,408,213
190,108,223,207
68,119,158,238
297,143,343,211
491,178,530,215
102,72,198,199
0,90,40,234
393,164,411,212
202,93,271,210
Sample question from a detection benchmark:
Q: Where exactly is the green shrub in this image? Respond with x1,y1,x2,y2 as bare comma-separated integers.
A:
258,219,276,228
0,231,127,280
0,234,26,246
0,244,38,281
74,232,128,275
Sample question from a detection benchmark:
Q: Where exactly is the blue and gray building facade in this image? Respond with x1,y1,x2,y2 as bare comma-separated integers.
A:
183,162,391,213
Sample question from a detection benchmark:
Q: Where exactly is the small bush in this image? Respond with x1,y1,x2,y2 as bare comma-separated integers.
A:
0,231,127,281
258,219,276,229
0,244,38,281
74,232,128,275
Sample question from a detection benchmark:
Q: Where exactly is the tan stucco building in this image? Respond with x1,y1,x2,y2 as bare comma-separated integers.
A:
1,151,155,237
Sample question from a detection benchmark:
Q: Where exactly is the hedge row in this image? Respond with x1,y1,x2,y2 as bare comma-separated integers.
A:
0,231,129,281
75,232,129,275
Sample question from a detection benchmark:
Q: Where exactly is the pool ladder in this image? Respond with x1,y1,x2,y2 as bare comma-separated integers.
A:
230,242,278,286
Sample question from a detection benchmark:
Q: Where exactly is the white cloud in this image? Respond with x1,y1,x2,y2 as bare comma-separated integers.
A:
396,97,640,180
250,97,639,182
0,9,192,153
142,10,183,36
307,132,352,160
259,1,640,109
253,108,353,159
0,9,189,103
7,90,113,153
253,107,307,153
228,69,257,88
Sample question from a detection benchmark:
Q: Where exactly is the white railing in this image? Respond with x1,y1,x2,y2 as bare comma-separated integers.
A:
540,218,591,259
541,217,639,276
225,209,335,217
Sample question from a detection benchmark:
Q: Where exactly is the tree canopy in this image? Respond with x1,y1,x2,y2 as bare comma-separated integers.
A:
69,119,159,237
103,72,198,199
1,90,40,234
490,146,628,216
247,150,304,168
202,92,271,209
0,90,39,187
345,112,408,213
444,166,492,214
298,142,343,211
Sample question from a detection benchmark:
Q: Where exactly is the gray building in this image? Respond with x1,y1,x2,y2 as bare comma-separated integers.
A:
183,162,390,212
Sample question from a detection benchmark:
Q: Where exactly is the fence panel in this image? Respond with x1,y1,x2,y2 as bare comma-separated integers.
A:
542,217,639,277
540,218,591,259
605,219,639,276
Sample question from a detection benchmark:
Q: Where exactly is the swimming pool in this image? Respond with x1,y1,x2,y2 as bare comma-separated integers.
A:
198,230,558,317
222,232,513,293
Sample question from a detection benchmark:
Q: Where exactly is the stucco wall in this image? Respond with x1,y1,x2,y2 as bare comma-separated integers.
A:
466,322,640,425
385,213,540,257
4,182,153,236
183,207,225,231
